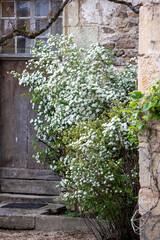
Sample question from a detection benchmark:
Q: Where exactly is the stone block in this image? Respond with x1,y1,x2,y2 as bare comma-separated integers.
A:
64,0,79,27
139,188,160,215
126,50,137,57
117,12,128,18
138,56,160,93
67,27,98,48
1,179,60,195
116,39,136,49
0,215,35,230
104,42,115,49
139,6,152,55
139,139,160,188
139,148,151,188
80,0,118,25
0,167,61,181
116,19,128,28
99,28,117,45
139,4,160,54
108,35,120,41
140,215,160,240
101,27,115,34
127,19,139,28
35,215,88,231
0,193,60,204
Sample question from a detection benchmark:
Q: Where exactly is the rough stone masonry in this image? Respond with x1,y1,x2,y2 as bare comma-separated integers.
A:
138,1,160,239
63,0,139,66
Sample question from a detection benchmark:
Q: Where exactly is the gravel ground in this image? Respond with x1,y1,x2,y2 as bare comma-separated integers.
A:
0,230,96,240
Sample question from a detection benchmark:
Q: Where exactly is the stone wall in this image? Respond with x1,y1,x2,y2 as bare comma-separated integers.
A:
138,1,160,240
63,0,139,66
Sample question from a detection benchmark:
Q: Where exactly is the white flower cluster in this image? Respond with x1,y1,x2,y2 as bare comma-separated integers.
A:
11,34,138,218
12,34,136,141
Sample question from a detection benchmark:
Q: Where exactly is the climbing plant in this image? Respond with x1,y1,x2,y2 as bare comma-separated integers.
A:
130,79,160,236
130,78,160,132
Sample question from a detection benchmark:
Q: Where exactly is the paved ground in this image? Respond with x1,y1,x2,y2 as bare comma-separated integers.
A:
0,230,96,240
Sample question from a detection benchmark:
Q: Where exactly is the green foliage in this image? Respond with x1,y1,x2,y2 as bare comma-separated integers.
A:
130,78,160,132
11,34,139,240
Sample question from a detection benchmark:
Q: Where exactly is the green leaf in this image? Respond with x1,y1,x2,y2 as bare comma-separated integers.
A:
142,102,150,112
138,122,146,132
142,115,151,122
154,78,160,84
131,91,144,101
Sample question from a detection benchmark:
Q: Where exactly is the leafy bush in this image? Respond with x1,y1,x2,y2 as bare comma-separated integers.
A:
130,78,160,132
11,34,139,240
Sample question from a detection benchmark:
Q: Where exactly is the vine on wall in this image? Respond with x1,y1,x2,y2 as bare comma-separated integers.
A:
130,79,160,238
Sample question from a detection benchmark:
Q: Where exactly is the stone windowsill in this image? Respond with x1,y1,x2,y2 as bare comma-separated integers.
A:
0,54,33,60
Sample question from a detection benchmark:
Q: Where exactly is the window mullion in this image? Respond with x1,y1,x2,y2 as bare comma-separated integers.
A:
0,1,2,54
31,0,35,30
30,0,35,48
49,0,51,34
15,0,17,54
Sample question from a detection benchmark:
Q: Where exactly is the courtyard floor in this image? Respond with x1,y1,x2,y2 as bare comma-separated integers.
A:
0,230,96,240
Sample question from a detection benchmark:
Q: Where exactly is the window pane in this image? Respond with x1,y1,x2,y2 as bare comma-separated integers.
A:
17,19,30,31
2,38,15,53
17,1,30,17
1,20,15,35
2,2,14,17
36,19,49,36
36,0,49,16
17,37,30,53
51,0,62,16
51,18,62,35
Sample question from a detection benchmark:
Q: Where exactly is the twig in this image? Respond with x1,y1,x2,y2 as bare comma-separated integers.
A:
107,0,142,14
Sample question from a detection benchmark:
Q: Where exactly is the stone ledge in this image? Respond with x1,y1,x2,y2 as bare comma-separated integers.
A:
0,193,62,204
0,215,35,230
0,203,89,232
35,215,88,232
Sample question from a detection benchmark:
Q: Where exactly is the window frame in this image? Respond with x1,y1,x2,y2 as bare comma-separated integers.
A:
0,0,62,58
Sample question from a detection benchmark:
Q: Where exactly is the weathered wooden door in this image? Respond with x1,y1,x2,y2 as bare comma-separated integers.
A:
0,60,60,197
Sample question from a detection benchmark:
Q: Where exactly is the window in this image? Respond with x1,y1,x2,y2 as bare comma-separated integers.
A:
0,0,62,54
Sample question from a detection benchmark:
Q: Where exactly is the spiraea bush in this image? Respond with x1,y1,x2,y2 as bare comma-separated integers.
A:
11,34,139,240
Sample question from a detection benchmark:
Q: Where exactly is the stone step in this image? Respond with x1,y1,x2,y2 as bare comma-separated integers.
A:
0,168,61,181
0,193,64,204
0,179,60,195
0,202,88,231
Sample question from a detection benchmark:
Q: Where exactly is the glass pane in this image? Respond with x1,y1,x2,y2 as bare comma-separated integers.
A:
36,0,49,16
17,1,30,17
51,0,62,16
17,37,30,53
51,18,62,35
1,20,15,35
17,19,30,31
2,2,14,17
2,38,15,53
36,19,49,36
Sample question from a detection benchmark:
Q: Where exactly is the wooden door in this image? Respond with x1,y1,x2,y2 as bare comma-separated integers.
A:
0,60,60,196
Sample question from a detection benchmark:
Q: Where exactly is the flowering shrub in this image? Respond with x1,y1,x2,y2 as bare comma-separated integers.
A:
62,106,139,239
11,34,139,239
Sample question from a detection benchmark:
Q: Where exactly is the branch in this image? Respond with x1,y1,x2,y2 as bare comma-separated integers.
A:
0,0,71,45
107,0,142,14
38,138,55,151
